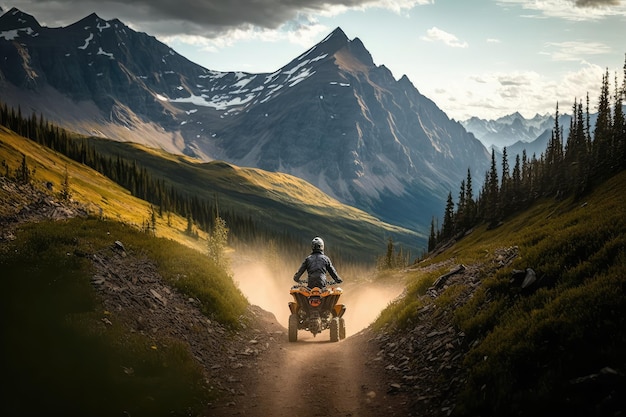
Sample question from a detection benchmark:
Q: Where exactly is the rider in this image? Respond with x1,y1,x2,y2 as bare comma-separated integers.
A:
293,236,343,289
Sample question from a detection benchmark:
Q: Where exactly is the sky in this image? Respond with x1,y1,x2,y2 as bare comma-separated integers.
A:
3,0,626,121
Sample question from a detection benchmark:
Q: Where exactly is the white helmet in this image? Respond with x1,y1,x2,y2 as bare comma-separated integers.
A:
311,236,324,251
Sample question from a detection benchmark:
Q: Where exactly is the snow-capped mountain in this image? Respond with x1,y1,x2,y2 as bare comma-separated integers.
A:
461,112,555,150
0,7,490,232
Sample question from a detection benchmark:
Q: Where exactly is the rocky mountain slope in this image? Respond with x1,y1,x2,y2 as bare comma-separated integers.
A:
461,112,554,150
0,7,489,233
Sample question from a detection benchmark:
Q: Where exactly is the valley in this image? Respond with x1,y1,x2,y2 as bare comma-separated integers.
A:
1,5,625,417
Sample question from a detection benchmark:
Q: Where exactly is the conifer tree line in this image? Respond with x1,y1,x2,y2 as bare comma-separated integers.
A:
429,58,626,252
0,102,302,251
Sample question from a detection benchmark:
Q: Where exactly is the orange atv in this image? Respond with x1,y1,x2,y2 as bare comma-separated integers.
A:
288,282,346,342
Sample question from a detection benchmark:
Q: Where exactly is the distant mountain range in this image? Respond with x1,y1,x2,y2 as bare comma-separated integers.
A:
461,112,554,150
0,7,490,237
462,108,621,168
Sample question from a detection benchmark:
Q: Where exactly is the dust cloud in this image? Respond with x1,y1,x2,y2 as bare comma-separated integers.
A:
232,261,293,327
232,259,405,337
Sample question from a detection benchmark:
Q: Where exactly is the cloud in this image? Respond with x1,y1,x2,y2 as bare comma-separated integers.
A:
428,63,609,120
420,27,468,48
496,0,626,21
574,0,621,7
7,0,432,54
10,0,428,35
543,41,612,61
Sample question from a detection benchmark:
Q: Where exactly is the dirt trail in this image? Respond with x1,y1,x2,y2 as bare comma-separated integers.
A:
209,325,410,417
210,262,410,416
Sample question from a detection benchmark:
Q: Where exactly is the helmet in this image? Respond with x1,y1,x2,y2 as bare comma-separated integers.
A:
311,236,324,252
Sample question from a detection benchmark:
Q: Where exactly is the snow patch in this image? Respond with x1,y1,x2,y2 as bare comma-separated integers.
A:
78,33,94,50
310,53,328,63
282,60,309,77
265,84,284,96
289,68,315,87
96,21,111,32
0,27,35,40
199,71,227,79
97,47,114,59
0,29,19,40
170,93,255,110
265,70,281,84
232,75,256,89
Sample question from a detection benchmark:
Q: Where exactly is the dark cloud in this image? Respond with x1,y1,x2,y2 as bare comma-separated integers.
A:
574,0,621,7
11,0,379,37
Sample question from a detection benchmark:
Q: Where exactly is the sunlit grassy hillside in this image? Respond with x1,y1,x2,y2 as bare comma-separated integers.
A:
86,137,422,260
377,170,626,416
1,126,422,260
0,126,208,252
1,126,255,415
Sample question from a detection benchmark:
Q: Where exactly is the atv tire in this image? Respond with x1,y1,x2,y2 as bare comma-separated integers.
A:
330,317,340,342
339,317,346,340
288,314,298,342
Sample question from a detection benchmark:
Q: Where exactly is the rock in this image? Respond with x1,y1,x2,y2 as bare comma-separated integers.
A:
113,240,126,252
388,383,402,393
521,268,537,289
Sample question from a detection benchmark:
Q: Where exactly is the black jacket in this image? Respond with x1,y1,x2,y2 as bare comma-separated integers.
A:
293,250,342,288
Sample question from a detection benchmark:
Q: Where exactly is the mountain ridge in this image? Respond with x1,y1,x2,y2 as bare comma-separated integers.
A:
0,8,490,238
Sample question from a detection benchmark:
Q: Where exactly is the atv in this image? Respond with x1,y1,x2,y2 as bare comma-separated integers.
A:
288,281,346,342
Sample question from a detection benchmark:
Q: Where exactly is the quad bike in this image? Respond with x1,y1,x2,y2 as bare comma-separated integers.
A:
288,281,346,342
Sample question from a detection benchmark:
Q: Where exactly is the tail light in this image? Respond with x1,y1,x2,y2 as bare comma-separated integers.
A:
309,297,322,307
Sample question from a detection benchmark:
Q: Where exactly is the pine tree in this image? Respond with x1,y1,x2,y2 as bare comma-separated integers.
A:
442,192,455,239
500,147,511,214
60,165,72,201
593,69,613,177
464,168,476,227
456,179,466,231
186,212,194,236
384,237,395,269
207,215,230,270
150,205,157,235
428,217,437,252
486,149,499,223
17,153,31,184
511,153,522,208
612,60,626,171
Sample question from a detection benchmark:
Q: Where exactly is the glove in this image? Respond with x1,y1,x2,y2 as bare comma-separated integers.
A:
293,275,299,283
335,278,343,284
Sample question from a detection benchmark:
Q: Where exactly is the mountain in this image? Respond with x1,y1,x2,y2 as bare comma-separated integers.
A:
461,112,554,150
483,108,621,172
0,8,490,234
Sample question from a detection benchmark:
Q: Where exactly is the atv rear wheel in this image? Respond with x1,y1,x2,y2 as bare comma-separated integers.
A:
330,317,340,342
339,317,346,340
288,314,298,342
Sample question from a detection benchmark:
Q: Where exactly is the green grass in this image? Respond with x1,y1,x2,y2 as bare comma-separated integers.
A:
0,127,209,254
86,136,422,259
374,170,626,416
0,217,248,416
